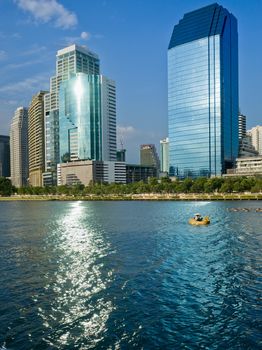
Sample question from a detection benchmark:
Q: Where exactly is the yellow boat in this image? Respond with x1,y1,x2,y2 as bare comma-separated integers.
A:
188,216,210,225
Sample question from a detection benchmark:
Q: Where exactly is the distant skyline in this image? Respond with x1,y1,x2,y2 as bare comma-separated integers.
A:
0,0,261,163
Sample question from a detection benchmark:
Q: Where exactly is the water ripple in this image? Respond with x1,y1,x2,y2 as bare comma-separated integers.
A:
0,201,261,349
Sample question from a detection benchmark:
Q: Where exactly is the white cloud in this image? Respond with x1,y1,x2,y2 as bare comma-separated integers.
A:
80,31,90,40
15,0,77,29
64,31,91,45
117,125,137,139
0,50,7,61
117,124,162,162
0,73,50,95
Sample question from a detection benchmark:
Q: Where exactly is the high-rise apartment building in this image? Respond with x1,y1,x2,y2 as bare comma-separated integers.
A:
160,138,169,173
101,76,117,161
0,135,10,177
28,91,47,186
44,44,100,185
168,3,239,178
248,126,262,155
10,107,29,187
140,144,160,171
238,114,246,140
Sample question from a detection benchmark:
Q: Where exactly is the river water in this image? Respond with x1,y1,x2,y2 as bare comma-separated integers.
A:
0,200,261,349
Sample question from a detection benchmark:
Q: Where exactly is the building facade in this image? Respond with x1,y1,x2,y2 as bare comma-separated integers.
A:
44,45,100,185
238,114,246,140
160,137,169,173
28,91,47,186
0,135,10,177
235,156,262,176
126,164,157,183
140,144,160,171
57,160,126,186
59,73,102,163
248,126,262,155
43,44,116,186
168,3,239,178
101,76,117,161
10,107,29,187
59,73,116,165
239,134,258,157
116,149,126,162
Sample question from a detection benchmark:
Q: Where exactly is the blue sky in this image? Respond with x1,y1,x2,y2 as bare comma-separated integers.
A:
0,0,261,163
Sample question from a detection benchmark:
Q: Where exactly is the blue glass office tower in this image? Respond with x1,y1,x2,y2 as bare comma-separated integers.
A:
59,73,117,164
59,73,102,162
168,3,238,177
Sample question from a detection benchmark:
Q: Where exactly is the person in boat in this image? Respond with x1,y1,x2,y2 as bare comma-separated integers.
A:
194,213,203,221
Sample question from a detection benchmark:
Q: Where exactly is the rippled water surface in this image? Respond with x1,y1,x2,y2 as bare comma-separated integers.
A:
0,200,261,349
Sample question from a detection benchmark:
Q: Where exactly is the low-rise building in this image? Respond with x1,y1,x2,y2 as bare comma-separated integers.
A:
57,160,126,186
126,164,157,183
235,156,262,176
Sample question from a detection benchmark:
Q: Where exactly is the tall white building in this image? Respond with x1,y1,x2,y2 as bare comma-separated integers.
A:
44,45,100,185
247,126,262,155
101,76,117,161
10,107,29,187
43,44,117,186
160,138,169,173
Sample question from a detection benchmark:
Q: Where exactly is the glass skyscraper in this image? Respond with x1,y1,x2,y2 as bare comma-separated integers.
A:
59,73,117,164
59,73,102,163
43,45,100,185
168,3,239,178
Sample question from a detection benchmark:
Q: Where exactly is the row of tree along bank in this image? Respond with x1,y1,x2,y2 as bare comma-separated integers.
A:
1,176,262,197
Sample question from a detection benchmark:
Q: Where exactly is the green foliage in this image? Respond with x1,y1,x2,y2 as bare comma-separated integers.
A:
190,177,207,193
4,175,261,197
0,177,13,196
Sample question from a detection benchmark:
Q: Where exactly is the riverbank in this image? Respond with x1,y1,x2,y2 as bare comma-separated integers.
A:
0,192,262,201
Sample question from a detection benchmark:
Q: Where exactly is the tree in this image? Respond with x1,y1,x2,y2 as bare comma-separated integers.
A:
220,181,233,193
160,176,171,184
176,178,193,193
0,177,13,196
190,177,207,193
